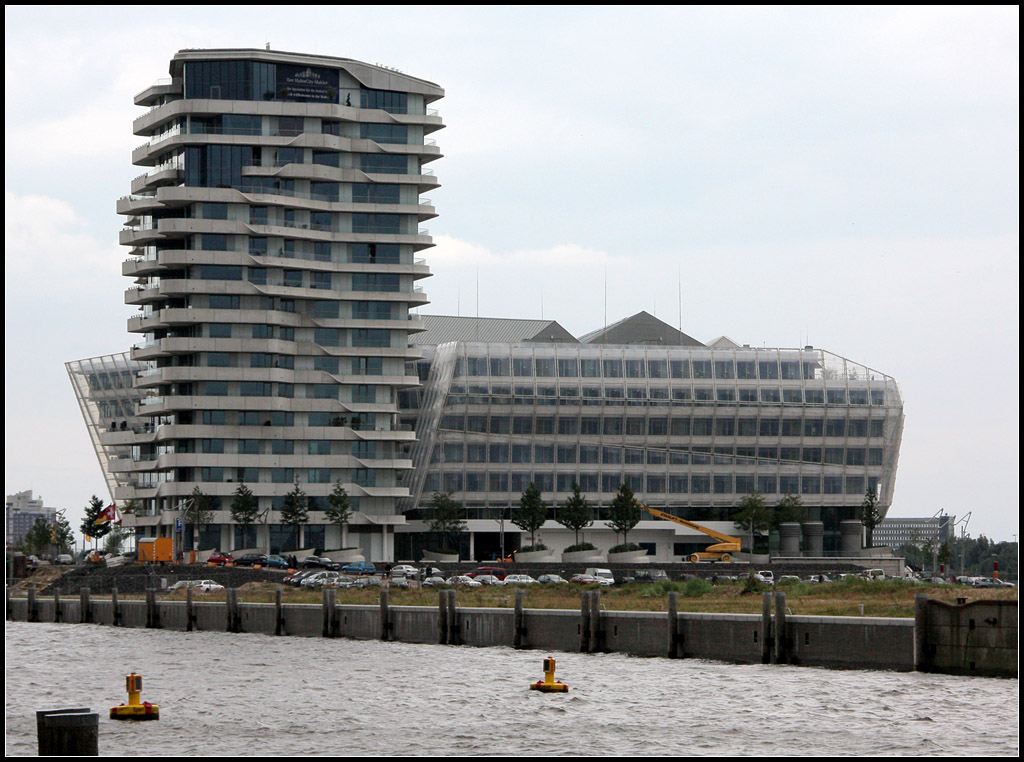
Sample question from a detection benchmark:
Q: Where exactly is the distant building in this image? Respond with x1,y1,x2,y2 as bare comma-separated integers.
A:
6,490,57,548
874,515,955,549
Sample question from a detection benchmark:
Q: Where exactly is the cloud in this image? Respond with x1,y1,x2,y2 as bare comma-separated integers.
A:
4,191,122,292
430,234,620,269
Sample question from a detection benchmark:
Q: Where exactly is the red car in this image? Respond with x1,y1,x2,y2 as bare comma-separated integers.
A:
207,551,234,566
570,574,600,585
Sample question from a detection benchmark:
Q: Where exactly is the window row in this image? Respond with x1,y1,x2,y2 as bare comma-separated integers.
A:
438,414,887,438
456,356,822,382
423,471,880,497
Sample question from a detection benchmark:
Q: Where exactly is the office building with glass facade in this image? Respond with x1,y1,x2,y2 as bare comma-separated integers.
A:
109,49,443,557
394,313,904,560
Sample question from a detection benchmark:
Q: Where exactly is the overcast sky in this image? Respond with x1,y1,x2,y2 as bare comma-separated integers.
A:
4,6,1019,541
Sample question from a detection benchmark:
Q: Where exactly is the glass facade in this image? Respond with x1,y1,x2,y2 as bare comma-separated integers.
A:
401,334,904,553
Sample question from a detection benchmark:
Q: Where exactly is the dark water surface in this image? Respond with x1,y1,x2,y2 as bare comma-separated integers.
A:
5,621,1018,756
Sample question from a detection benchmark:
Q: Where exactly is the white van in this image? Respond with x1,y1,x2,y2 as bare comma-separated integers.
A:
585,568,615,586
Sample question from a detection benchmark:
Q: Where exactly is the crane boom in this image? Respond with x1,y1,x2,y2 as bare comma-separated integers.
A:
641,504,741,563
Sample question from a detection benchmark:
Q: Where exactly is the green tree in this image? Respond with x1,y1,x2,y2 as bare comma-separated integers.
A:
325,481,354,549
184,486,215,550
734,490,772,553
104,524,131,555
23,518,53,556
607,482,642,549
775,493,806,528
557,483,594,549
279,480,309,551
80,495,111,546
512,482,548,550
230,482,260,549
860,488,882,548
427,491,467,554
51,511,75,554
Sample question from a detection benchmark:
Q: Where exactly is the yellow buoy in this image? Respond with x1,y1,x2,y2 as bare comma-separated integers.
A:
110,672,159,721
530,657,569,692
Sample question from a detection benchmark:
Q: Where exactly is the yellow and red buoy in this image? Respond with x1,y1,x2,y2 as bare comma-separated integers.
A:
530,657,569,692
110,673,159,721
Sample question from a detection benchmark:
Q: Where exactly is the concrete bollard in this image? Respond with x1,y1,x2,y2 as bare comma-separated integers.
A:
513,589,525,649
667,592,679,658
111,587,121,627
80,588,91,624
54,591,61,623
761,592,773,663
579,591,592,652
27,584,37,623
380,588,390,641
774,592,788,664
37,708,98,756
186,587,194,632
274,588,284,636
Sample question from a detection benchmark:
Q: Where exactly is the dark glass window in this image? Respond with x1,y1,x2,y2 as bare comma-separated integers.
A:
359,154,408,174
360,123,408,143
360,89,408,114
352,183,401,204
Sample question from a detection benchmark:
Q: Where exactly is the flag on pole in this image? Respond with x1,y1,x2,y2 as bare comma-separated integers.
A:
94,503,118,525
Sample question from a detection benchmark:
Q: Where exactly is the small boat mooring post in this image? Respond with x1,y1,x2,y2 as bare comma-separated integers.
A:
37,708,98,756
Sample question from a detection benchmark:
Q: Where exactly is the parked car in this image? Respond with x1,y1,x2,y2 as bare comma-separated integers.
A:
284,570,317,586
390,564,419,578
353,575,383,588
301,556,338,570
421,576,448,588
466,567,508,581
503,574,538,585
56,554,74,565
388,576,411,589
473,573,505,585
537,574,569,584
170,580,225,592
342,561,376,576
207,551,234,566
234,553,268,567
446,575,482,587
570,574,600,585
263,554,292,569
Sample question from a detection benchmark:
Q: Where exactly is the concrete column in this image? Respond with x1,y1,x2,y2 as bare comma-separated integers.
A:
774,592,788,664
274,588,284,636
28,584,37,623
802,522,824,557
53,592,61,623
111,588,120,627
380,588,390,641
839,520,863,556
914,594,929,672
667,592,679,658
579,592,592,652
513,589,525,649
761,592,773,663
778,523,802,557
80,589,91,624
186,587,194,632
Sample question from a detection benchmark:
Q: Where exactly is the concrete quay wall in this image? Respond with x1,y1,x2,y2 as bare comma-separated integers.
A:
6,590,1012,677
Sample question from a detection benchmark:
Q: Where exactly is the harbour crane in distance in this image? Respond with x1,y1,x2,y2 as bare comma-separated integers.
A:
641,504,742,562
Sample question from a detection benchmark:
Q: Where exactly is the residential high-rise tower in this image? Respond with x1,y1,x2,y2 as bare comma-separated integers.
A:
115,49,443,558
